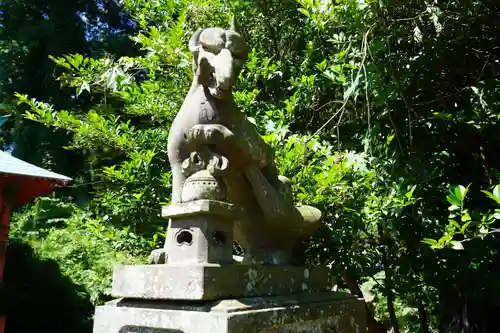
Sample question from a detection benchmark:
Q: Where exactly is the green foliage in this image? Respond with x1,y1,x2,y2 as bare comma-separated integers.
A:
361,271,434,333
10,198,149,306
14,1,190,233
423,184,500,250
0,0,138,181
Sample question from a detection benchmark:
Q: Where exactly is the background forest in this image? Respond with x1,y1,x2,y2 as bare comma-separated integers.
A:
1,0,500,332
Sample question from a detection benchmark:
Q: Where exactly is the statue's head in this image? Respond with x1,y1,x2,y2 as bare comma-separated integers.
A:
189,17,248,99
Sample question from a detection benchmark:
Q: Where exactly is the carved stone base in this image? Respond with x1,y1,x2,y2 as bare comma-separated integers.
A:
93,292,366,333
111,264,336,300
162,200,242,265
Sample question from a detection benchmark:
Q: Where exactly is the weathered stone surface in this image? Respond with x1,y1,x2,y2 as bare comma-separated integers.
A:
163,201,240,265
161,200,243,219
163,17,323,265
111,264,336,300
93,292,366,333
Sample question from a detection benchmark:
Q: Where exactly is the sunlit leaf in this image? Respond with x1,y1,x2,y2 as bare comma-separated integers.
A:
450,241,464,250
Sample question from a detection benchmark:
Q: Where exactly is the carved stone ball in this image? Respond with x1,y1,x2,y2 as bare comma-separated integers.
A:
181,169,226,202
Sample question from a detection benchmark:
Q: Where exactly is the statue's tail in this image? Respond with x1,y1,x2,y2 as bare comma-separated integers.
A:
243,168,322,233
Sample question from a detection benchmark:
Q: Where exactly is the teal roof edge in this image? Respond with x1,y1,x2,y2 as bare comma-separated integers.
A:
0,150,72,182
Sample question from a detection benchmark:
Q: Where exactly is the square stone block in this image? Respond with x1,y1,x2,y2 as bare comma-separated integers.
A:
111,264,336,300
93,292,366,333
162,200,242,265
165,215,233,265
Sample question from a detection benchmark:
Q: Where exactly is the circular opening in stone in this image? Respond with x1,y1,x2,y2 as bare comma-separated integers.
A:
176,229,193,245
212,230,227,245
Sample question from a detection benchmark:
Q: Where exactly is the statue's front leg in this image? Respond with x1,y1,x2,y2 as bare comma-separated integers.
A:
170,164,185,204
185,125,302,225
186,124,269,168
186,124,234,147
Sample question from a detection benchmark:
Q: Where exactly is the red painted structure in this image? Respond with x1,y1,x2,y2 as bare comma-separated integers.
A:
0,151,71,333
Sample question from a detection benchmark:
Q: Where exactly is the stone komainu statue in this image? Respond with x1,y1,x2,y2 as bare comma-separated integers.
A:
165,18,322,265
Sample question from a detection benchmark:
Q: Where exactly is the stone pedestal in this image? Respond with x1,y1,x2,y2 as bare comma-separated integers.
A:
92,199,367,332
93,292,366,333
111,264,336,300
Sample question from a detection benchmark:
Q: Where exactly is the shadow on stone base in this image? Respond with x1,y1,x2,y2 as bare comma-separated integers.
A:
93,292,366,333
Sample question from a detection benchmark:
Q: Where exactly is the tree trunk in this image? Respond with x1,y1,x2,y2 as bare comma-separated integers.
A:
383,243,400,333
418,302,431,333
386,286,400,333
342,267,388,333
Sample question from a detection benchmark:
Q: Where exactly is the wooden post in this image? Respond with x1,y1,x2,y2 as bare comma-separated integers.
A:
0,188,10,333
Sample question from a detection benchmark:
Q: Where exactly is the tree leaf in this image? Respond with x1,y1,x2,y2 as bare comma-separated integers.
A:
449,219,461,230
454,185,468,202
481,190,500,205
77,82,90,97
493,185,500,199
298,8,310,18
447,194,461,207
461,221,471,233
344,74,360,100
422,238,438,246
461,211,471,222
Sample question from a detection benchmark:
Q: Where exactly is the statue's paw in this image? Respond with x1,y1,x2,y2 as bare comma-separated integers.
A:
232,254,244,263
187,124,232,145
186,124,206,142
148,248,167,264
278,175,293,186
296,205,322,225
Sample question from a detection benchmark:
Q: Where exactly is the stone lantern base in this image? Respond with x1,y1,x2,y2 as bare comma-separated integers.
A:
111,264,336,301
93,292,366,333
